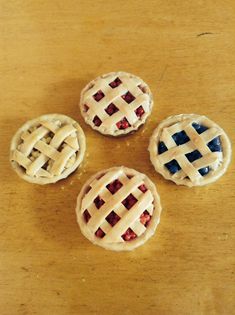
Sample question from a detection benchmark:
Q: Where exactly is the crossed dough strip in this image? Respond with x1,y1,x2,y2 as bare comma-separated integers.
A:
80,72,153,135
81,168,154,244
12,119,79,178
158,118,223,182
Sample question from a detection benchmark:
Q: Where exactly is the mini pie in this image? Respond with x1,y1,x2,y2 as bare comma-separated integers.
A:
80,71,153,136
149,114,232,187
10,114,86,184
76,166,162,251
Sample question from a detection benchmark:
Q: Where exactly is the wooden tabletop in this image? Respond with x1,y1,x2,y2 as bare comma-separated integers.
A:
0,1,235,314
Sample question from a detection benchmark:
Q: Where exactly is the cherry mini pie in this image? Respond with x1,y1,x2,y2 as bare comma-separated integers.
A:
10,114,86,184
76,166,162,251
80,71,153,136
149,114,231,187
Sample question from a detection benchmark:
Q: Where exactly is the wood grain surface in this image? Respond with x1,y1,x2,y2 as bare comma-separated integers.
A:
0,1,234,314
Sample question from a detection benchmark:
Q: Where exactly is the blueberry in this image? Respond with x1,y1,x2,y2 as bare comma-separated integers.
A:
192,123,208,134
158,141,168,154
207,137,222,152
198,167,210,176
172,130,190,145
185,150,202,162
165,160,181,174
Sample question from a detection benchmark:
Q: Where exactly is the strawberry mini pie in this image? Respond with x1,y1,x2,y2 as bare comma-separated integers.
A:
76,166,162,251
80,71,153,136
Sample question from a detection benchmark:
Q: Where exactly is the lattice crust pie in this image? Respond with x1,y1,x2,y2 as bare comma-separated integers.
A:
76,166,162,251
10,114,86,184
149,114,231,187
80,71,153,136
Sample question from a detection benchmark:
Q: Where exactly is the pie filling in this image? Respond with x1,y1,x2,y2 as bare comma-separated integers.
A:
106,179,123,194
158,123,222,176
93,116,102,127
121,91,136,104
84,76,148,131
93,90,105,102
94,196,105,209
135,106,145,118
105,103,119,116
116,118,130,130
109,77,122,88
82,182,152,242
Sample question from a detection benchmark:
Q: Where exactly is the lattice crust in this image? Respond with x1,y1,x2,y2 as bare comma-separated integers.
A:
80,71,153,136
76,167,162,251
10,114,86,184
149,114,232,187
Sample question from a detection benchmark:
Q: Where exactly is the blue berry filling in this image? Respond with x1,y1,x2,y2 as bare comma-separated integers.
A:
198,167,210,176
172,130,190,145
192,122,208,134
158,123,222,177
165,159,181,174
185,149,202,162
158,141,168,154
207,137,222,152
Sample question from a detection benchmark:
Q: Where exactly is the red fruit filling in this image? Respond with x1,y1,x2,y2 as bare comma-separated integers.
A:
140,210,151,226
106,179,123,194
138,84,147,93
84,104,89,112
116,118,130,130
135,106,145,118
106,211,120,226
95,228,105,238
109,77,122,88
122,91,135,104
94,196,105,209
93,115,102,127
93,90,105,102
83,210,91,223
138,184,148,193
105,103,119,116
122,228,137,241
122,194,137,210
93,209,152,240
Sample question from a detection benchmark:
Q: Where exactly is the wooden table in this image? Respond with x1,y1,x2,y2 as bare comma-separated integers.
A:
0,1,234,314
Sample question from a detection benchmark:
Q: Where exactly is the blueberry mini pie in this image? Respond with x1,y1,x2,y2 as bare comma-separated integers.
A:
80,71,153,136
10,114,86,184
149,114,231,187
76,166,162,251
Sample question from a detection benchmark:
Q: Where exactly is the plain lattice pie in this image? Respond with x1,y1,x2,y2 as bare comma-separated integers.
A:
76,166,162,251
149,114,231,187
10,114,86,184
80,71,153,136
